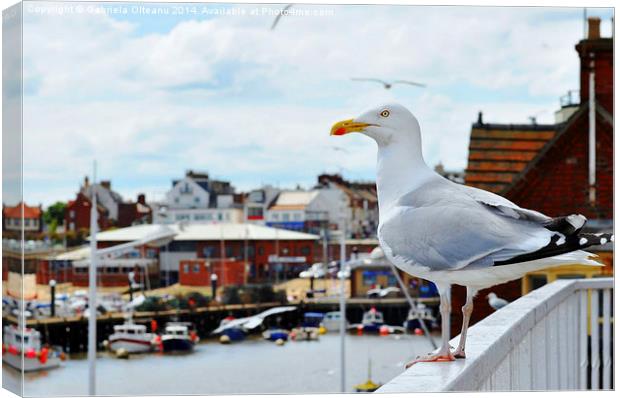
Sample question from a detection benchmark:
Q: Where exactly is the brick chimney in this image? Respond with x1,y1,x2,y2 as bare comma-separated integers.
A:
575,17,613,112
137,194,146,204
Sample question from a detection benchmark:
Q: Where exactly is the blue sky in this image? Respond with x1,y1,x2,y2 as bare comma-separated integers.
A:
13,2,614,207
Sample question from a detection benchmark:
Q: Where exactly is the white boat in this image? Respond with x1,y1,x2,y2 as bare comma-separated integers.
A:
322,311,348,332
403,302,438,330
108,322,157,354
2,324,63,372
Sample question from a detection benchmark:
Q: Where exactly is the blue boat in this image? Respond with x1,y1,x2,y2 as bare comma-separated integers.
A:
221,327,246,342
262,328,289,341
161,322,198,353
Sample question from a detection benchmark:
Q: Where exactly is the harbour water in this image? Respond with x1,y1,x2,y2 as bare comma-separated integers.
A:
3,333,435,396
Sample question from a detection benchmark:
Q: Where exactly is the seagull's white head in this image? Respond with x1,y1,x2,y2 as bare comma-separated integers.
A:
330,103,421,147
487,293,497,300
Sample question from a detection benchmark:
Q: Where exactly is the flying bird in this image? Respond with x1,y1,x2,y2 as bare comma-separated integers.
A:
351,78,426,90
486,292,509,311
270,4,294,30
330,103,612,367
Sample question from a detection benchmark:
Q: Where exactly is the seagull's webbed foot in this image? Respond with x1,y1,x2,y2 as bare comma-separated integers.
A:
452,349,466,359
405,349,456,368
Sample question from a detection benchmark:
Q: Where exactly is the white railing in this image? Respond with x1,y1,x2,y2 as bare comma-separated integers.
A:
377,278,614,392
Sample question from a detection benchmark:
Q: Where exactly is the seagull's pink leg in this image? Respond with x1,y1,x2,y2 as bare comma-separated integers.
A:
452,287,477,359
406,284,455,367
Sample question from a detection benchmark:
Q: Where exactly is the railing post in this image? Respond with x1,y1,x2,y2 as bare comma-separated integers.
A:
590,289,600,390
578,289,588,389
601,289,611,389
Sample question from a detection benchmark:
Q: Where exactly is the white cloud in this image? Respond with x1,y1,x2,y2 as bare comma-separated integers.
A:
17,3,612,206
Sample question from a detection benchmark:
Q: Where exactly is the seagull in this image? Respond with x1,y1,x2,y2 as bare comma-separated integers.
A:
351,78,426,90
270,4,293,30
330,103,613,367
486,292,509,311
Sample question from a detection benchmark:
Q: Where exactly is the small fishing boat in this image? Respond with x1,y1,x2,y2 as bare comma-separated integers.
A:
108,322,157,354
161,322,199,353
218,316,246,342
359,307,385,332
2,324,64,372
262,328,289,342
322,311,348,332
403,302,438,331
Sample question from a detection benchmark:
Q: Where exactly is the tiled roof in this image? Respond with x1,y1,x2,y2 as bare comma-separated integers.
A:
3,202,42,219
464,122,557,193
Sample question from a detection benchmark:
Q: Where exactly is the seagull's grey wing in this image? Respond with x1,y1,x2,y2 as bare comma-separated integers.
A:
351,77,388,85
380,180,554,271
393,80,426,87
458,183,551,223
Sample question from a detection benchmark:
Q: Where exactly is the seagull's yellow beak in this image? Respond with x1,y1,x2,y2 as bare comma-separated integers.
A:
330,119,372,136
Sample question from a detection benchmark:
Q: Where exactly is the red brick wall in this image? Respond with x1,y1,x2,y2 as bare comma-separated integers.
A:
179,258,245,286
65,193,109,232
506,110,613,220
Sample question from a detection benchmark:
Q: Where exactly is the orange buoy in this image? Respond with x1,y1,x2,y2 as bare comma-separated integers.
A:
414,328,424,336
379,325,390,336
357,325,364,335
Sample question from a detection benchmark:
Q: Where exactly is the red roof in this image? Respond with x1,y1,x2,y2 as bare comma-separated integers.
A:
3,202,42,219
464,123,557,193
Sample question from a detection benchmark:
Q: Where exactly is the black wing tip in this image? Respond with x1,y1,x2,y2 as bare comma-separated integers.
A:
493,232,613,267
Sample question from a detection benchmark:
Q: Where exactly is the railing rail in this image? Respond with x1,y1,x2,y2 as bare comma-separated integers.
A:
377,278,613,392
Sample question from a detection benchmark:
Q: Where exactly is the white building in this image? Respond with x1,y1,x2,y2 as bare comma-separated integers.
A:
243,185,281,224
266,188,350,235
153,170,243,224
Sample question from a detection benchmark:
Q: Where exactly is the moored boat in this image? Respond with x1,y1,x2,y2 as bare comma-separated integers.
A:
2,324,63,372
108,322,157,354
161,322,198,353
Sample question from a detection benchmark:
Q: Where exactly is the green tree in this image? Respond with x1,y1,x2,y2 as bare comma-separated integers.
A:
43,201,66,227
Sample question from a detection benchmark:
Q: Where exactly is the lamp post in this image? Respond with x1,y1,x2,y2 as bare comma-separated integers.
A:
49,279,57,317
128,272,135,303
211,273,218,300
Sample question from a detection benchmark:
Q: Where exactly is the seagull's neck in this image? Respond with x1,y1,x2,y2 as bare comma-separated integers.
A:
375,138,435,216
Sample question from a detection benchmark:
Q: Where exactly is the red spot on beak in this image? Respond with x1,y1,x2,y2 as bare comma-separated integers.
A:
334,127,347,136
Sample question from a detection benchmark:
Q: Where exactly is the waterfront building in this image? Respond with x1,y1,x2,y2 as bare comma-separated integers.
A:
316,174,379,239
92,222,319,285
243,185,281,224
152,170,244,224
265,188,350,236
2,202,43,235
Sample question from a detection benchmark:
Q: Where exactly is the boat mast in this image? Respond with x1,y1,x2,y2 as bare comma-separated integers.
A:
88,160,98,395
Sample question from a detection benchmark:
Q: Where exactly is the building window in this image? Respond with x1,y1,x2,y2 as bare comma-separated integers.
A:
226,247,234,257
193,264,200,273
24,219,30,227
206,213,213,220
69,222,75,231
218,213,223,221
183,264,189,274
293,213,301,221
225,213,230,221
258,247,264,255
69,210,75,219
194,197,200,204
282,213,290,222
174,198,180,204
300,246,310,255
272,213,279,221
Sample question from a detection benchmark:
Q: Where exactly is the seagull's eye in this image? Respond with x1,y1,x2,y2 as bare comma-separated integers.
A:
380,110,390,118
